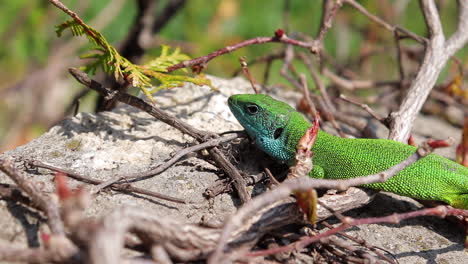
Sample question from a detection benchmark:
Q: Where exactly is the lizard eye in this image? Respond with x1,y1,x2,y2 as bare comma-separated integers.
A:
246,104,259,115
273,127,283,139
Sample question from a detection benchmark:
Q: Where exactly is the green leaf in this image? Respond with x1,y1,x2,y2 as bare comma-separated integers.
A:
143,45,191,72
55,13,214,103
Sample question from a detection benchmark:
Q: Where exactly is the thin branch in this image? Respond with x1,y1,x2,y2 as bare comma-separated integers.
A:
321,222,398,264
94,132,245,189
445,0,468,55
239,56,260,94
420,0,444,39
166,29,318,72
299,74,318,118
280,44,303,89
298,52,335,112
316,0,342,44
48,0,106,48
0,183,36,209
319,236,387,263
0,158,65,235
323,68,401,90
250,205,468,257
0,158,79,262
0,245,68,263
388,0,468,142
231,50,285,77
28,160,187,204
208,147,250,203
343,0,427,44
73,68,207,139
394,31,406,86
339,94,388,127
69,68,251,203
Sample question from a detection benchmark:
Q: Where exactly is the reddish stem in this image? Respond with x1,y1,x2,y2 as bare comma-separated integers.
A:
248,206,467,257
167,29,315,72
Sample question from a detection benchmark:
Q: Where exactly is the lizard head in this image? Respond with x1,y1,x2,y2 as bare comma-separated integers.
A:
228,94,310,164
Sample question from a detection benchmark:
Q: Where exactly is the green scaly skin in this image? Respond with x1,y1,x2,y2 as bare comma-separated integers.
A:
228,94,468,209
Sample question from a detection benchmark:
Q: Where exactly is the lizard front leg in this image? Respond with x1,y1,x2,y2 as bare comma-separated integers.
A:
308,165,325,179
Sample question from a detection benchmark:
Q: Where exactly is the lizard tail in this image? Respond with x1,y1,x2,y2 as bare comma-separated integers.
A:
447,194,468,210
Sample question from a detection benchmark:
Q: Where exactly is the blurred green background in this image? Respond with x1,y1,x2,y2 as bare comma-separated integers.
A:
0,0,466,151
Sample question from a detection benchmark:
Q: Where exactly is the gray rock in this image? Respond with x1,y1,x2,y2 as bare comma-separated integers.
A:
0,76,250,247
1,75,467,263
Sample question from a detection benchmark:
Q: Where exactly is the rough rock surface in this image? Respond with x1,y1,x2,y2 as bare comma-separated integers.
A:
1,76,467,263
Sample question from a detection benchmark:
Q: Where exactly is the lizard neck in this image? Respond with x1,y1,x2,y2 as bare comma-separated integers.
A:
282,113,340,165
284,120,340,166
312,129,342,154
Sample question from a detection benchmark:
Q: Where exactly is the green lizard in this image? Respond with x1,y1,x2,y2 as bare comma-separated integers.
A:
228,94,468,209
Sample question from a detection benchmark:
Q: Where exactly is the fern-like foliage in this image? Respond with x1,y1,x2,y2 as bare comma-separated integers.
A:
145,45,190,72
56,19,213,103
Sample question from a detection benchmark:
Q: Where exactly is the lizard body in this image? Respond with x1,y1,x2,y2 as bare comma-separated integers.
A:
228,94,468,209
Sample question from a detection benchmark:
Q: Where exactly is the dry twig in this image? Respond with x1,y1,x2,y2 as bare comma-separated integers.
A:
251,205,468,257
68,68,251,203
27,159,186,204
0,158,65,235
94,132,245,188
388,0,468,142
167,29,320,73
